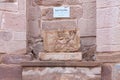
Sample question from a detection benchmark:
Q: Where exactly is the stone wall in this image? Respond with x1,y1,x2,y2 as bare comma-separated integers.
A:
97,0,120,52
23,67,101,80
0,0,26,53
27,0,96,60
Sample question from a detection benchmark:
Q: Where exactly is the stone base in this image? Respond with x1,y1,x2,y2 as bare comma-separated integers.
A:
39,52,82,61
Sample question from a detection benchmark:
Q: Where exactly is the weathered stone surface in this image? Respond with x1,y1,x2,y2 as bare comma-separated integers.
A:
96,52,120,62
22,61,101,67
35,0,64,6
0,3,18,12
13,32,26,40
23,67,101,80
28,20,41,38
4,40,26,53
1,54,33,64
42,20,77,30
82,45,96,61
101,64,112,80
42,6,83,20
97,0,120,8
97,28,120,52
39,52,82,61
82,0,96,3
97,7,119,29
43,28,80,52
65,0,82,5
0,64,22,80
0,31,13,41
78,18,96,36
2,12,26,32
10,48,27,55
101,63,120,80
82,2,96,19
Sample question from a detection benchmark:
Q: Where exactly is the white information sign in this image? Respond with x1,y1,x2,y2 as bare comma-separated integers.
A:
53,7,70,18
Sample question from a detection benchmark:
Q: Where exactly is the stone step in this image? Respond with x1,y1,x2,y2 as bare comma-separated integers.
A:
39,52,82,61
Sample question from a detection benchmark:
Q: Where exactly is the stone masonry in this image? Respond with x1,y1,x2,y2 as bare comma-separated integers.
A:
27,0,96,60
0,0,120,80
97,0,120,52
0,0,26,53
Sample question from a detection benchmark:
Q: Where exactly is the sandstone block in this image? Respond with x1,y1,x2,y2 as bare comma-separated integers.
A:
97,0,120,8
0,3,18,12
28,6,41,20
39,52,82,61
35,0,64,6
2,40,26,53
96,52,120,62
10,48,27,55
42,20,77,30
65,0,82,5
1,54,33,64
102,63,120,80
0,64,22,80
43,28,80,52
97,45,120,52
78,18,96,36
13,32,26,40
42,6,83,20
28,20,41,38
82,2,96,19
23,67,100,80
2,12,26,32
97,7,119,29
101,64,112,80
82,0,96,3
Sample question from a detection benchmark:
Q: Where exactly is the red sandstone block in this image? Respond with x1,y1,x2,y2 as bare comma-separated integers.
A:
2,12,26,32
42,20,77,30
0,64,22,80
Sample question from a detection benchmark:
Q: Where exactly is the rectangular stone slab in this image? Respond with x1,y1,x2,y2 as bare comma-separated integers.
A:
39,52,82,61
43,28,80,52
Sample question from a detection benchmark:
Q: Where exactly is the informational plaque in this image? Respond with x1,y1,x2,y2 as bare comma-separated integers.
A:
53,7,70,18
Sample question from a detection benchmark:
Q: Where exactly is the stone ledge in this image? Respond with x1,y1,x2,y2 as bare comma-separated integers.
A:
21,61,101,67
39,52,82,61
96,52,120,63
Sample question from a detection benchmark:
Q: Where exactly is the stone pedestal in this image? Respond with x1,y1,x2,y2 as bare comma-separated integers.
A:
40,28,82,61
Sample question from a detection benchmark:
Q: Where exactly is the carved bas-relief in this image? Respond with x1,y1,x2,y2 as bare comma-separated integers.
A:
43,28,80,52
